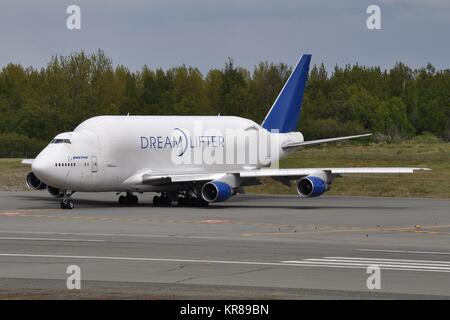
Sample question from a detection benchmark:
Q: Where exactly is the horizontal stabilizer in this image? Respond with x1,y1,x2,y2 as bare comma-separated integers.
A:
283,134,372,150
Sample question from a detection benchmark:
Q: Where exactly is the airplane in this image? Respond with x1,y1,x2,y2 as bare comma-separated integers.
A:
22,54,429,209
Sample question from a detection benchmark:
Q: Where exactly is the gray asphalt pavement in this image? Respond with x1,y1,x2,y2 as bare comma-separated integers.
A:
0,191,449,299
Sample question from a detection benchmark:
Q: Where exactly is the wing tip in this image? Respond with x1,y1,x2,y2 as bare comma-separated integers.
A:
21,159,34,165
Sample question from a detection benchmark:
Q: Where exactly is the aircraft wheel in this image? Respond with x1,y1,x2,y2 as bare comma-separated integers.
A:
60,199,74,210
132,195,138,205
153,195,160,206
184,196,195,207
118,195,126,205
163,196,172,206
66,199,75,209
154,195,172,206
190,197,208,207
196,198,209,207
177,197,186,206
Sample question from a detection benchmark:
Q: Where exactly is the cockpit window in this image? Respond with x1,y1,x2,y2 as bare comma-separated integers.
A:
51,139,71,144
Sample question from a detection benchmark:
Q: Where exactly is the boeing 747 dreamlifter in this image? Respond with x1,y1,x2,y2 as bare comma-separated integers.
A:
22,54,429,209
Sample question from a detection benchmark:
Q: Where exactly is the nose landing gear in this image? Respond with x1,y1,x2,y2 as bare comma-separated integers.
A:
60,191,75,209
60,199,74,209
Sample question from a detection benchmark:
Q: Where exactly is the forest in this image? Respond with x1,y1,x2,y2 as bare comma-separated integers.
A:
0,50,448,157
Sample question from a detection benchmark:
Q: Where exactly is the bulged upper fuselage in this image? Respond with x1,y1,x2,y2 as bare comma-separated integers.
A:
31,115,303,192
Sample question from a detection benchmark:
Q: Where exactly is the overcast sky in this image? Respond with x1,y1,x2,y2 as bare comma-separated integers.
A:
0,0,449,73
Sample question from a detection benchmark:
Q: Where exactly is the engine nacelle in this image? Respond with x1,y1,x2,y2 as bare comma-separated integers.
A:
47,185,64,198
201,181,234,202
26,172,46,190
297,171,329,197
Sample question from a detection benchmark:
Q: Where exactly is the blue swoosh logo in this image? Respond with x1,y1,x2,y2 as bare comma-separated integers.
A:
173,127,188,156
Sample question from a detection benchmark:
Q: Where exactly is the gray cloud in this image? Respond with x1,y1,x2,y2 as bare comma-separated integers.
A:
0,0,448,73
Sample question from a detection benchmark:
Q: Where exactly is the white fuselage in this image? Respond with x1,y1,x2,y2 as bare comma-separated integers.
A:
31,116,303,192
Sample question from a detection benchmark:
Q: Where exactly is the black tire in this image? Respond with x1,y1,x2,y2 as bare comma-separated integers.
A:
187,197,197,207
153,195,160,206
177,197,185,206
197,198,210,207
66,200,75,210
132,195,138,205
60,201,67,209
119,195,126,205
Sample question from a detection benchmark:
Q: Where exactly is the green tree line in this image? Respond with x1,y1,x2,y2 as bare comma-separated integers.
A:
0,50,448,157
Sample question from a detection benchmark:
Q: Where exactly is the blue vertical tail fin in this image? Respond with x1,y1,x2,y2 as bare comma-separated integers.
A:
261,54,311,133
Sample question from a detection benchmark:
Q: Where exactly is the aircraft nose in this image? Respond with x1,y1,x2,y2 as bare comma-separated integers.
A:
31,150,53,183
32,155,47,179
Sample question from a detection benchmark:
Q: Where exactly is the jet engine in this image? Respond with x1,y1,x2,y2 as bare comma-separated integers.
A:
47,185,64,198
26,172,46,190
201,180,234,202
296,170,330,197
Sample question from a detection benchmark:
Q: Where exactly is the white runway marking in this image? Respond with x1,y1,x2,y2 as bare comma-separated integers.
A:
0,237,105,242
282,257,450,272
324,256,450,264
0,230,194,239
0,253,287,266
358,249,450,256
0,253,450,273
0,230,136,237
0,230,265,242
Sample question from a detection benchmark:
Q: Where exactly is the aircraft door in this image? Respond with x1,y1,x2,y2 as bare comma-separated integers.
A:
91,156,98,173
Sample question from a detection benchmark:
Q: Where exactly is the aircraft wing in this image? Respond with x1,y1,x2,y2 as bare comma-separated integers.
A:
142,172,226,185
21,159,34,165
122,171,228,186
124,167,430,186
282,134,372,150
239,167,430,179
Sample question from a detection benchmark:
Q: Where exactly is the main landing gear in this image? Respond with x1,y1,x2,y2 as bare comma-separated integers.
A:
60,191,75,209
118,192,139,206
152,191,209,207
153,193,173,206
177,195,209,207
